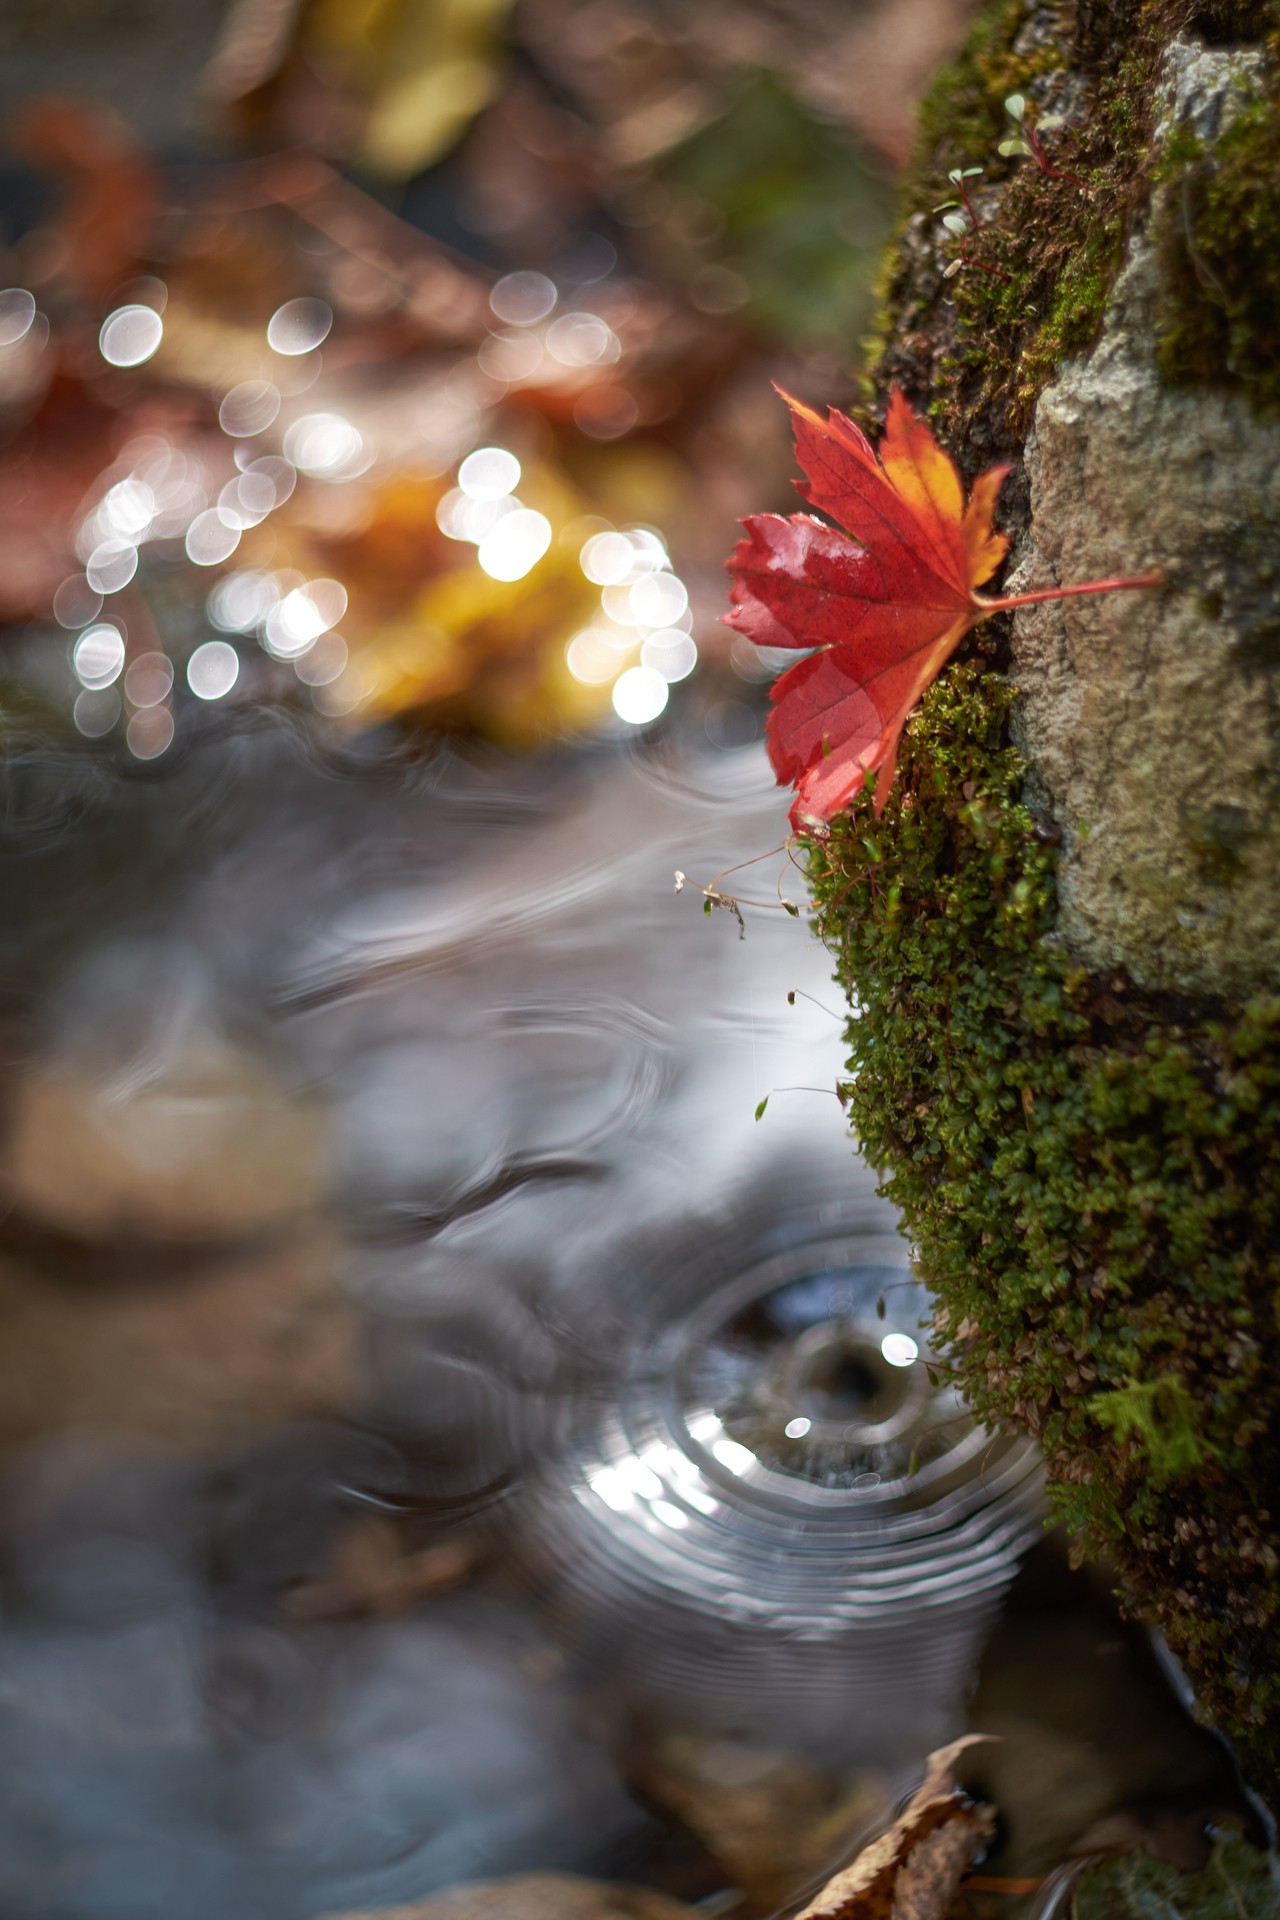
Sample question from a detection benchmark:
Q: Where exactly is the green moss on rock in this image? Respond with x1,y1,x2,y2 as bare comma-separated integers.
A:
1076,1833,1280,1917
805,660,1280,1780
872,0,1280,451
1154,63,1280,408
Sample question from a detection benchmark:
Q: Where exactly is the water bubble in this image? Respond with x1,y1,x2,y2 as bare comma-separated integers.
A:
73,623,126,689
267,298,333,356
185,511,241,567
458,447,521,501
186,641,239,700
477,508,551,582
123,653,174,709
880,1334,919,1369
490,270,557,326
99,305,163,368
784,1417,812,1439
0,288,37,346
85,540,138,594
611,665,668,725
218,380,282,438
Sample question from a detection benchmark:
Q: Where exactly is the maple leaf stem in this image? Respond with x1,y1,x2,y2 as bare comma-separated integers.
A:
975,568,1162,613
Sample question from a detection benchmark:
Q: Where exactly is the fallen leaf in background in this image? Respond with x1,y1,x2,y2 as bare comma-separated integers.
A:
322,1873,697,1920
794,1735,996,1920
206,0,515,180
633,1729,892,1911
281,1515,477,1621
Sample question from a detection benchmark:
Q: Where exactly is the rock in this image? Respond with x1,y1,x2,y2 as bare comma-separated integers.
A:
320,1873,696,1920
1010,40,1280,997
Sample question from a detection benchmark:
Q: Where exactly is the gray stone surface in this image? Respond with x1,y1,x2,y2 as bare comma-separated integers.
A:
1008,41,1280,999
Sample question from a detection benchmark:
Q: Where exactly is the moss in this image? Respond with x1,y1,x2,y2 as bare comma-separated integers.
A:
869,0,1280,451
1075,1834,1280,1918
804,658,1280,1783
1153,59,1280,408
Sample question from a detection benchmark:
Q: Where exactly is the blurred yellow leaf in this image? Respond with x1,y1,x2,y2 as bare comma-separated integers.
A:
308,0,516,178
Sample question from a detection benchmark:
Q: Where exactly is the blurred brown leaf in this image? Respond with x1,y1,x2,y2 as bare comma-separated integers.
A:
15,99,156,299
796,1737,997,1920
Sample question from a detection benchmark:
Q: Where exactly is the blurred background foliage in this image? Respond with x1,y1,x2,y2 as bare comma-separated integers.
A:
0,0,976,763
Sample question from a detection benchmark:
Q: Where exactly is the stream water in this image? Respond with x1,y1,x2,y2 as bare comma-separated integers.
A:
0,719,1263,1918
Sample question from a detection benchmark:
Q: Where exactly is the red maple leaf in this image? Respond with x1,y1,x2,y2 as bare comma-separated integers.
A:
725,390,1159,831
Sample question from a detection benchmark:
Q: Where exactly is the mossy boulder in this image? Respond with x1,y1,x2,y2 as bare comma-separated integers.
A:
804,0,1280,1790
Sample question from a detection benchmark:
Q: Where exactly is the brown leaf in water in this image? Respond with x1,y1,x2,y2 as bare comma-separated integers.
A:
794,1736,996,1920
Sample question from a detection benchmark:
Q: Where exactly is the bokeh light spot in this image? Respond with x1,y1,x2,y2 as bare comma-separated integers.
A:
185,511,241,567
85,540,139,594
611,665,668,725
630,572,688,628
489,270,557,326
640,630,697,683
458,447,520,500
477,509,551,582
219,380,282,438
566,628,630,686
99,305,163,368
283,413,367,479
73,688,121,737
267,298,333,355
53,576,103,629
123,653,175,709
126,706,174,760
0,288,37,347
546,312,619,367
187,641,240,700
579,531,632,586
293,632,347,686
73,623,126,690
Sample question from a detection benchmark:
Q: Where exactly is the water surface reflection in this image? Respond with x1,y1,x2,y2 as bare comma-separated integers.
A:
0,725,1256,1916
